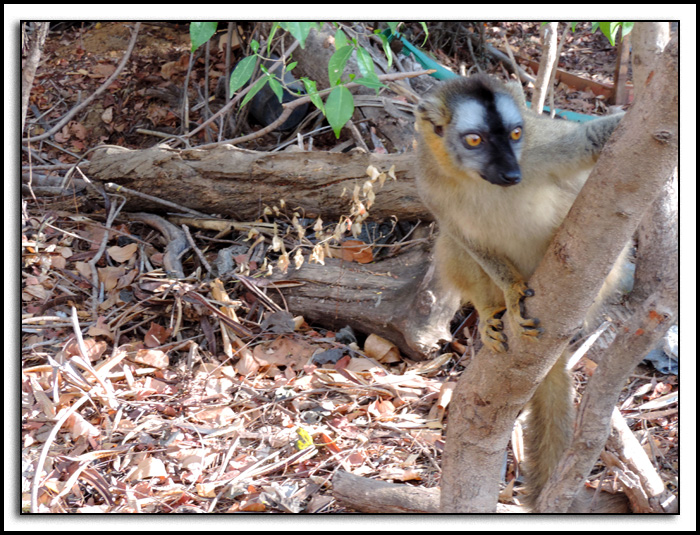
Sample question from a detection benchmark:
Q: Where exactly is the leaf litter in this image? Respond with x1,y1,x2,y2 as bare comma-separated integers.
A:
22,207,459,513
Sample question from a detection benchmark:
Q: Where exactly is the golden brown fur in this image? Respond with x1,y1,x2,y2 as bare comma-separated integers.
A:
414,75,625,510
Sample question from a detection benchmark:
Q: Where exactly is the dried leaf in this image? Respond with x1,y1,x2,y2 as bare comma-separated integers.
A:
277,252,290,273
128,456,167,480
64,338,108,362
318,432,341,453
196,482,219,497
293,249,304,269
133,348,169,369
97,265,126,291
193,406,236,425
260,311,296,334
310,243,325,265
85,317,112,340
364,333,400,363
336,240,373,264
66,411,101,439
107,243,138,263
234,348,259,376
272,235,284,253
367,399,395,419
144,322,171,348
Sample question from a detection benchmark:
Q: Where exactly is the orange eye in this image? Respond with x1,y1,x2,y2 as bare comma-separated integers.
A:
510,127,522,141
465,134,482,147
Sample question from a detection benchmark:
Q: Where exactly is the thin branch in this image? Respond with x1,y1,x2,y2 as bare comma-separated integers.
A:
22,22,50,132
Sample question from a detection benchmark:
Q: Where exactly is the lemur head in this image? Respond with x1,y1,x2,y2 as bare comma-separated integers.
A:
416,75,525,187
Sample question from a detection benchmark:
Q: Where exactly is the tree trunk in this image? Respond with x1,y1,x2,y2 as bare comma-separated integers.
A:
440,34,678,513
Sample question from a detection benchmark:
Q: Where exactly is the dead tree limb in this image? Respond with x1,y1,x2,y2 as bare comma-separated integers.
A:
332,470,441,513
87,144,427,221
331,469,628,513
268,239,460,361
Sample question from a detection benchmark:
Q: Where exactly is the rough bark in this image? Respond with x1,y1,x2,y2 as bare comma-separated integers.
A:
21,22,50,133
268,239,460,361
332,470,442,513
630,22,671,99
87,144,427,221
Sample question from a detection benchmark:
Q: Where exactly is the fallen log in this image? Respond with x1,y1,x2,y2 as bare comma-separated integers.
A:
332,470,441,513
266,235,459,361
87,144,428,222
331,470,630,513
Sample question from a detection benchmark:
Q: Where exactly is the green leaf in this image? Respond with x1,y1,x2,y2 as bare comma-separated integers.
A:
601,22,621,45
594,22,634,46
354,73,385,92
620,22,635,39
267,22,280,55
268,77,284,103
301,77,324,113
334,28,348,49
250,39,260,54
328,45,354,86
241,75,270,108
355,47,375,79
325,85,354,138
418,22,429,46
376,33,393,69
229,55,257,94
280,22,318,49
190,22,217,53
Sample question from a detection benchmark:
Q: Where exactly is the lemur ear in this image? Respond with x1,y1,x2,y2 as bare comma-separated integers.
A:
503,80,527,110
416,93,452,133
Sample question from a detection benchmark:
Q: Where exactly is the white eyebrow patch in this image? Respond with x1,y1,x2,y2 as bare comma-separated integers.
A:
494,92,522,128
452,99,487,132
